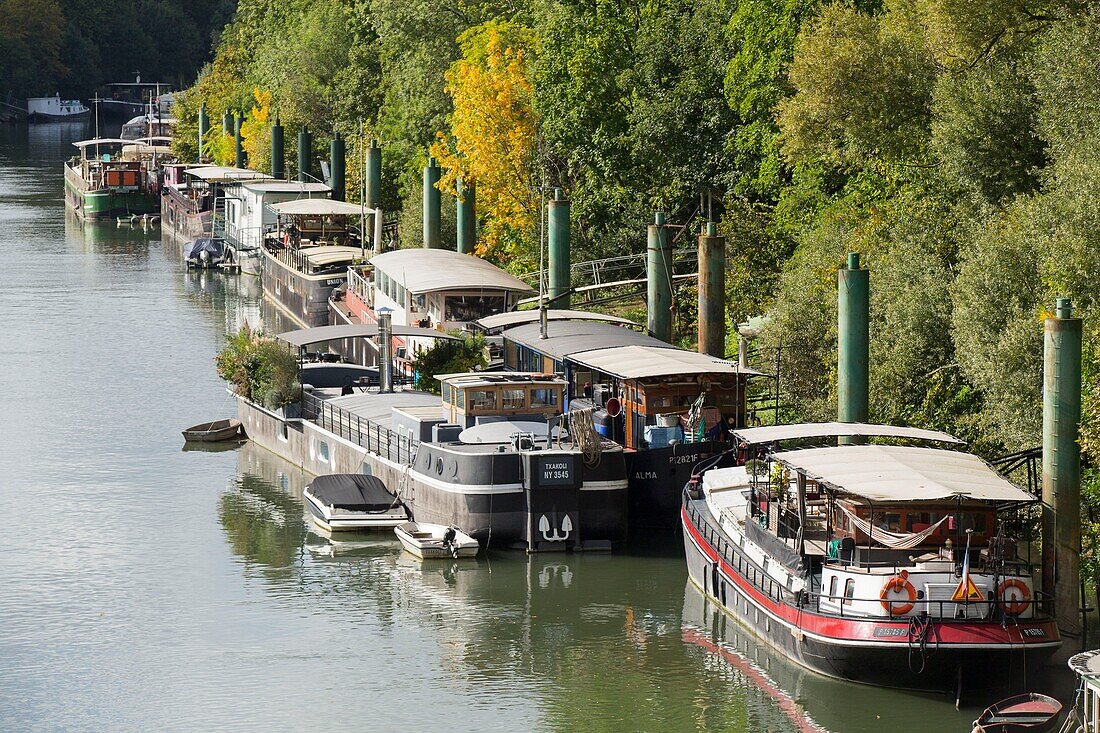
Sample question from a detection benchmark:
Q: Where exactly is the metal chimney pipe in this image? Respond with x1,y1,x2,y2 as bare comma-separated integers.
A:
378,311,393,393
1042,297,1082,639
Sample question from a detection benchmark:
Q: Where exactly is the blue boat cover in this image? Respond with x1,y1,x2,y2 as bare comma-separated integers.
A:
184,238,223,261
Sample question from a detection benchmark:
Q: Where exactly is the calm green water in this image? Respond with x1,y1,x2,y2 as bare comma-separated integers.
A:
0,123,1066,732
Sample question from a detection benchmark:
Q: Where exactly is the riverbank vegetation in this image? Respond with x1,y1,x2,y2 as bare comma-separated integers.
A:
215,325,301,409
0,0,232,97
181,1,1100,465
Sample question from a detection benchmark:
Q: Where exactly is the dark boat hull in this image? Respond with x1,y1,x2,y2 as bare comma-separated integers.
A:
626,442,722,531
681,500,1060,691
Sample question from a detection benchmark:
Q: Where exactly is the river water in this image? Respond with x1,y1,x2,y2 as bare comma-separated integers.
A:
0,123,1068,732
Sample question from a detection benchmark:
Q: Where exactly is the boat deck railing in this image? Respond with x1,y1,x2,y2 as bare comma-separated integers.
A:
302,391,419,465
685,497,1055,623
347,266,372,305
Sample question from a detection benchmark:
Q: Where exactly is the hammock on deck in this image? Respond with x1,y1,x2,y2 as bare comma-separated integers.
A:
837,504,950,550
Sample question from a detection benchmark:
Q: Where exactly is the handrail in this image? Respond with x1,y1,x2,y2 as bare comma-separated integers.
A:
301,391,419,465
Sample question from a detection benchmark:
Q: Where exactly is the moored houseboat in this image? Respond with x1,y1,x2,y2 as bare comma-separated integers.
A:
221,179,331,276
262,197,369,326
331,247,533,371
27,94,89,122
64,138,159,220
681,422,1060,691
160,165,272,242
234,325,629,552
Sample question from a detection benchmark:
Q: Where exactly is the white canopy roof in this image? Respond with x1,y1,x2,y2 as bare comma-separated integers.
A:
73,138,130,148
370,249,533,294
185,166,272,183
269,198,373,216
772,444,1034,503
734,422,964,446
567,345,767,380
239,181,330,193
476,309,636,331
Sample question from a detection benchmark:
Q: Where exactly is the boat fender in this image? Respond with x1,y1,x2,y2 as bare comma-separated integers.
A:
880,570,917,615
997,578,1030,616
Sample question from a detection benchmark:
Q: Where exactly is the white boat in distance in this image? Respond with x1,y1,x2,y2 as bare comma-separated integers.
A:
303,474,408,532
395,522,479,559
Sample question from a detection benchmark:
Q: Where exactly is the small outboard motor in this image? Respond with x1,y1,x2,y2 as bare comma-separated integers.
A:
442,526,458,558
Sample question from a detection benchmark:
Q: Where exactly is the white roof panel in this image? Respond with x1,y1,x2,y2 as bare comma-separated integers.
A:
269,198,375,216
567,345,767,380
370,249,533,294
734,422,964,446
476,309,636,331
239,181,331,193
772,444,1033,503
185,166,273,182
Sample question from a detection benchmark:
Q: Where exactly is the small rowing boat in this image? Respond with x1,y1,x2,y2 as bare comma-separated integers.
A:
972,693,1063,733
394,522,479,559
181,418,242,442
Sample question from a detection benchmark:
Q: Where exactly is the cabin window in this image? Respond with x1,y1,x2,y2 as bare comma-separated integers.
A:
828,575,838,600
530,388,557,408
468,390,496,410
279,422,289,442
959,513,987,533
318,440,331,463
444,294,505,322
909,512,932,532
456,389,466,410
502,389,525,410
442,383,451,405
875,513,902,532
843,578,855,605
413,293,426,311
397,283,406,306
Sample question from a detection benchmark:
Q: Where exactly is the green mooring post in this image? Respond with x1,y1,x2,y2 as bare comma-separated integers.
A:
298,126,312,183
197,103,208,163
456,175,476,254
838,252,869,443
270,116,284,179
423,156,441,248
698,221,726,357
234,115,245,168
222,109,232,135
1042,297,1083,640
647,212,673,342
548,188,570,309
329,133,346,201
366,139,382,209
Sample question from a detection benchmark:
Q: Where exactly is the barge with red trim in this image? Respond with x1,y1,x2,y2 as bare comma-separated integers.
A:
681,422,1060,691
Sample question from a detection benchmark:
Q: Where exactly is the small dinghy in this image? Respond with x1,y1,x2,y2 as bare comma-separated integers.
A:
972,693,1063,733
394,522,479,559
303,474,408,532
182,418,242,442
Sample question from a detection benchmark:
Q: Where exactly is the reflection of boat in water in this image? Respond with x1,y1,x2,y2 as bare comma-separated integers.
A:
679,580,1001,733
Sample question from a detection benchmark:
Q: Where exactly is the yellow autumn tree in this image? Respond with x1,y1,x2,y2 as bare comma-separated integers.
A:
242,89,273,173
430,21,538,263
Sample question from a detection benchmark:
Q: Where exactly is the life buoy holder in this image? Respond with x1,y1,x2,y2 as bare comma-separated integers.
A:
997,578,1031,616
879,570,917,615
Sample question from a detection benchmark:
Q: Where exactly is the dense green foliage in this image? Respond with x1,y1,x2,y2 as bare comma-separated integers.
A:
0,0,233,97
185,0,1100,470
215,325,301,409
411,333,489,394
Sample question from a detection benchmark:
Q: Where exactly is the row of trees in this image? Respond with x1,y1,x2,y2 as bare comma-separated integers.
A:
0,0,233,98
178,1,1100,468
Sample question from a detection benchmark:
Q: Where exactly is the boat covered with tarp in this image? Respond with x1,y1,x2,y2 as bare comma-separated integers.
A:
302,474,408,531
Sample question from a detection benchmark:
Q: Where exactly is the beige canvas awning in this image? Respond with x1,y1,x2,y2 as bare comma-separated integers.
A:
567,345,767,380
269,198,375,216
733,422,964,446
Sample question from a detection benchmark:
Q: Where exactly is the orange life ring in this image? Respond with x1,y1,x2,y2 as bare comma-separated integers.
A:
879,570,917,615
998,579,1031,616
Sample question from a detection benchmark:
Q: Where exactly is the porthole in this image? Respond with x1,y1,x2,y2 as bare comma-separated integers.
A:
436,457,444,475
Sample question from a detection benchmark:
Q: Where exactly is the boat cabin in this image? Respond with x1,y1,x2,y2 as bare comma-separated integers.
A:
502,319,765,449
222,180,331,251
68,138,145,192
437,372,566,428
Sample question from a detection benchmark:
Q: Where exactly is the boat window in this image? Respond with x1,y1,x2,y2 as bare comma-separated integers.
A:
468,390,496,411
318,440,331,463
908,511,932,532
828,575,837,600
413,293,426,311
959,513,987,533
502,389,525,409
875,513,902,532
444,294,506,322
456,389,466,410
843,578,855,605
530,388,558,408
